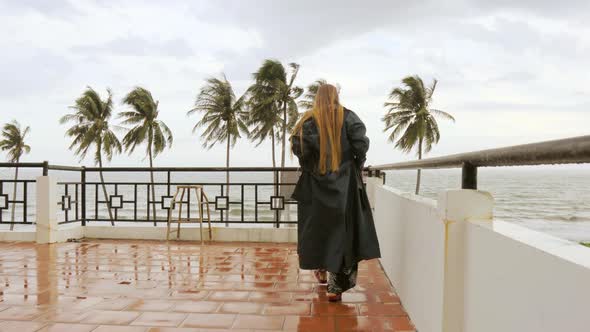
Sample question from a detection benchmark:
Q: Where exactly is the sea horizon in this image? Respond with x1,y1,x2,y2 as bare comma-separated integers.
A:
1,166,589,242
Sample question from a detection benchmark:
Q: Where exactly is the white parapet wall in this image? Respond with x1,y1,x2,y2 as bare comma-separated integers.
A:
0,224,297,243
36,175,59,243
462,220,590,332
368,179,590,332
84,224,297,243
373,184,446,332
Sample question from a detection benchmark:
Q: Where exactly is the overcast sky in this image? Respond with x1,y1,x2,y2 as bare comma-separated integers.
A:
1,0,589,167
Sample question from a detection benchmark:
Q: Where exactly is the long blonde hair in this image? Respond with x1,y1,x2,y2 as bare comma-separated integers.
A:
292,84,344,174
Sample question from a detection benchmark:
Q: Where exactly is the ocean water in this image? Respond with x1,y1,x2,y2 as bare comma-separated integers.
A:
384,166,590,241
385,167,590,223
1,166,590,241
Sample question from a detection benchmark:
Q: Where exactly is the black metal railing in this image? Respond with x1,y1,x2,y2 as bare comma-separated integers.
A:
368,135,590,189
79,168,300,226
0,164,305,227
0,179,35,225
0,163,48,225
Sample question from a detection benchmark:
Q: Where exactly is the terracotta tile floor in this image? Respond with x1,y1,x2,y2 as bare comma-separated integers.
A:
0,240,415,332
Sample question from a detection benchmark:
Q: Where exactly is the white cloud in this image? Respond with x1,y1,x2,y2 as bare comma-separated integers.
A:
0,0,588,167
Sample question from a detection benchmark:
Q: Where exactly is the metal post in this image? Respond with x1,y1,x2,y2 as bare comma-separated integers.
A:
166,171,171,196
42,161,49,176
167,170,171,226
461,162,477,190
274,170,280,229
81,167,86,226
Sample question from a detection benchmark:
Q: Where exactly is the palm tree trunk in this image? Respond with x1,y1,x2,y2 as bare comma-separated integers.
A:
271,130,276,168
148,145,157,226
98,155,115,226
226,133,231,189
281,101,287,168
271,128,277,196
225,132,231,227
9,162,19,231
279,101,287,223
415,138,423,195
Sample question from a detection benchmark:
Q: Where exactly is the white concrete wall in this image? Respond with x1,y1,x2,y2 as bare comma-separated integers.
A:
368,178,590,332
36,176,59,243
0,225,297,243
0,229,36,241
365,177,382,208
463,220,590,332
84,225,296,243
56,223,85,242
373,184,445,332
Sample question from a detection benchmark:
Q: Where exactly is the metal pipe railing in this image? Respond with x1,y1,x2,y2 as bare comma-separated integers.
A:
0,162,46,168
82,166,301,172
47,165,84,172
0,163,301,172
369,135,590,189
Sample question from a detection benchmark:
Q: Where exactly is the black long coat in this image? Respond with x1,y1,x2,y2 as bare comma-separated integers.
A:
291,108,381,273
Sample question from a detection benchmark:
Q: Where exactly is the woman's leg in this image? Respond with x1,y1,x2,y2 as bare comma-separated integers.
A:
327,263,358,299
314,269,327,283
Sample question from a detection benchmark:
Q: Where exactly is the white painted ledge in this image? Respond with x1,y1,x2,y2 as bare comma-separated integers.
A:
0,224,297,243
83,225,297,243
0,228,36,242
471,219,590,269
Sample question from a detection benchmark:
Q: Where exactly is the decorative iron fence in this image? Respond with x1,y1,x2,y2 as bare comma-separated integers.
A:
0,163,306,227
0,162,48,225
0,179,35,224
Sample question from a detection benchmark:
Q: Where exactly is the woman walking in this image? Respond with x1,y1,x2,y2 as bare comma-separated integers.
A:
291,84,381,301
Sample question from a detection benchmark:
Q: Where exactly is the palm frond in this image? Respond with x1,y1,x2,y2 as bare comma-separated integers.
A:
190,74,247,149
0,120,31,162
61,87,121,165
383,76,454,157
430,109,455,122
120,87,172,159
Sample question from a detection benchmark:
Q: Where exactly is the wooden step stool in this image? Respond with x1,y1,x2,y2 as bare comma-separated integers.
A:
166,185,212,243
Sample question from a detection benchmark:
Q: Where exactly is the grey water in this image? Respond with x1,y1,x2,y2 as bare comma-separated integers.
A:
384,167,590,223
384,166,590,242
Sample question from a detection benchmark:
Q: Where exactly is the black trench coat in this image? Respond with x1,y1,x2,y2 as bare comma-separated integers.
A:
291,108,381,273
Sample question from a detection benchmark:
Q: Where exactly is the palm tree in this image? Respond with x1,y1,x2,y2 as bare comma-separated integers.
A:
383,76,455,194
188,75,249,196
248,60,302,168
120,87,173,226
0,121,31,230
247,80,280,169
247,105,280,167
60,87,121,225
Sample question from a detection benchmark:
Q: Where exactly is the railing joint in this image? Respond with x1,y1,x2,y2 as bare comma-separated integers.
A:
461,162,478,190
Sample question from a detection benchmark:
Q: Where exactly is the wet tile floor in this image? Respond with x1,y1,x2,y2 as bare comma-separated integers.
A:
0,240,415,332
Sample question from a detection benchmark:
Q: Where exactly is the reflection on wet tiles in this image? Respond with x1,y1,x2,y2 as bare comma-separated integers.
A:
0,240,415,331
130,312,188,327
0,320,47,332
0,306,47,320
36,323,97,332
